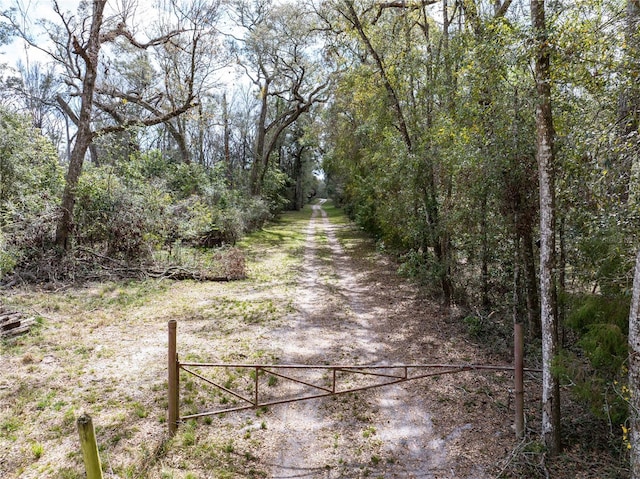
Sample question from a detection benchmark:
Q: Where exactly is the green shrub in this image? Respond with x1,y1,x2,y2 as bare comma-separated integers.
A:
567,294,630,335
0,108,63,278
0,230,16,276
560,293,632,425
74,169,165,260
579,323,627,373
168,162,210,199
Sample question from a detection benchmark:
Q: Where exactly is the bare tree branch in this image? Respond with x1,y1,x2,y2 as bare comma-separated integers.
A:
99,21,187,48
371,0,439,24
96,98,197,135
56,94,79,124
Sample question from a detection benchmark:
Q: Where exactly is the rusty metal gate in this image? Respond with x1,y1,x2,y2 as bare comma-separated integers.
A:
167,320,531,438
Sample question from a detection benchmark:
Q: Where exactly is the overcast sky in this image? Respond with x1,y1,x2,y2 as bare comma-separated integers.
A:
0,0,164,70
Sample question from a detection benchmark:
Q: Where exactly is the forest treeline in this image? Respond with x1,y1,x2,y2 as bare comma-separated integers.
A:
0,0,639,474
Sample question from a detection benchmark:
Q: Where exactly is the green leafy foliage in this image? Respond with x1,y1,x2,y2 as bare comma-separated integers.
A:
72,151,276,263
74,168,160,259
0,108,63,206
0,123,280,280
558,293,631,425
567,295,630,337
0,108,63,278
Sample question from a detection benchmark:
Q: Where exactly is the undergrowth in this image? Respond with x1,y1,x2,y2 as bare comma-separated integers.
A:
0,205,315,479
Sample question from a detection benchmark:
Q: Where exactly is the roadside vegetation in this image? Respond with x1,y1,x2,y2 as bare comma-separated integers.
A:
0,0,639,475
0,205,313,478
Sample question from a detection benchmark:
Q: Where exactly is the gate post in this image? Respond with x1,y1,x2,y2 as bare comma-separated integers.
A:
77,414,103,479
168,320,179,436
514,322,524,439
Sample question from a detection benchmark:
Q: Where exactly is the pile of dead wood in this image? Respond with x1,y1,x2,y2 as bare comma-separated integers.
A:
0,306,35,338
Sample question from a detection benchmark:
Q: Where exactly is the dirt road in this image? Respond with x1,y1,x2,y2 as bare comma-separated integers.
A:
0,201,516,478
255,201,512,478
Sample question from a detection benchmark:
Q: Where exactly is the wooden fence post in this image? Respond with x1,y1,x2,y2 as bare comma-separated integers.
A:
514,322,524,439
77,414,103,479
168,319,179,436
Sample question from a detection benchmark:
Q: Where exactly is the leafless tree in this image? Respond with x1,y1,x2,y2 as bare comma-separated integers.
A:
3,0,223,249
232,0,331,195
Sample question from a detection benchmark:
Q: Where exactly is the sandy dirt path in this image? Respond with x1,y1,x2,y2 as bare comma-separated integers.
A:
257,201,503,478
0,201,516,479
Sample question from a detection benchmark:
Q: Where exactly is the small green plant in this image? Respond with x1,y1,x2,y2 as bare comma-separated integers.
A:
31,442,44,459
132,402,148,418
255,406,268,417
36,391,56,410
268,375,278,387
223,440,234,453
182,430,196,447
463,315,484,337
362,426,376,439
0,417,21,439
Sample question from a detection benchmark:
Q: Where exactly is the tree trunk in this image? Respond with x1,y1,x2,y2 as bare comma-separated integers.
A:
294,153,304,211
442,0,453,112
531,0,561,455
522,228,541,338
222,92,232,185
617,0,640,203
173,119,191,164
629,250,640,478
250,82,269,195
55,0,107,251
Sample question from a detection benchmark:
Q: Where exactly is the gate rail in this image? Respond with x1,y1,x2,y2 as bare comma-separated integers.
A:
167,320,532,438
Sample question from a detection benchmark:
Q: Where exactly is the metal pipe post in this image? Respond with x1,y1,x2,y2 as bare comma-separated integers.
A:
168,319,179,436
514,322,524,438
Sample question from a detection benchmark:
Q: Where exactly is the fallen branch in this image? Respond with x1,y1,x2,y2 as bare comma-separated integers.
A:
1,245,246,286
146,266,231,281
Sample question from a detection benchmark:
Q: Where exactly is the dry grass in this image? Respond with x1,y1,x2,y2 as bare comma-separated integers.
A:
0,207,311,479
0,201,626,479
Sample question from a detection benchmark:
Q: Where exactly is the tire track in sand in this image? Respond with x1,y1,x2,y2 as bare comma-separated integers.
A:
263,201,486,478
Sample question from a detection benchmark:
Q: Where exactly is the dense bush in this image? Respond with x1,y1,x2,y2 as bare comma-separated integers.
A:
556,293,632,426
69,151,278,262
0,108,64,279
74,169,161,260
0,116,283,281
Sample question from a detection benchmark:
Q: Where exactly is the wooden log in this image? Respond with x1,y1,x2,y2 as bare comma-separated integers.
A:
0,314,35,337
2,322,35,337
0,312,23,325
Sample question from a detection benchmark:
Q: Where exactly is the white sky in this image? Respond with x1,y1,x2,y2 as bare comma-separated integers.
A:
0,0,164,69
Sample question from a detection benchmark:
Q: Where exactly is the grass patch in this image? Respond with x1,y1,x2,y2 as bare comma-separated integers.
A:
321,200,349,225
30,442,44,459
238,207,312,284
0,206,320,479
362,426,377,439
